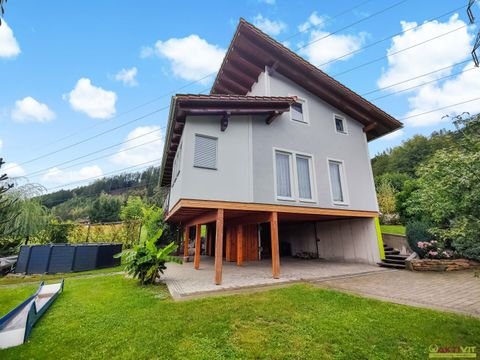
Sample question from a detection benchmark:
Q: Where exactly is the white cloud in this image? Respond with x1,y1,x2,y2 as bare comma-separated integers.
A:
300,31,367,68
42,165,103,185
11,97,56,123
253,14,287,36
110,126,163,166
66,78,117,119
2,162,26,177
381,129,404,140
142,35,225,84
115,67,138,87
298,12,327,32
404,63,480,127
377,14,472,91
0,138,3,150
0,21,20,58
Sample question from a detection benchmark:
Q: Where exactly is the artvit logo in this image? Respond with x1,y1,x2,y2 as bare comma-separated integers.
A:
429,344,477,358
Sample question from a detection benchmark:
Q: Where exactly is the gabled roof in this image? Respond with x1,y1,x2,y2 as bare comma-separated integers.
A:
211,18,402,141
159,94,296,186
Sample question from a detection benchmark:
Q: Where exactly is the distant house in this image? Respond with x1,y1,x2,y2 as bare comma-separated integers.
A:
159,19,402,285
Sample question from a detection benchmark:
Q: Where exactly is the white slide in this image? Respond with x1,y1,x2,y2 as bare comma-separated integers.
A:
0,281,63,349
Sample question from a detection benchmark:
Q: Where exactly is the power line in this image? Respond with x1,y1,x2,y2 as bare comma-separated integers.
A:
45,158,163,193
296,0,409,51
397,97,480,121
331,25,468,77
316,4,467,69
369,66,476,101
361,59,471,96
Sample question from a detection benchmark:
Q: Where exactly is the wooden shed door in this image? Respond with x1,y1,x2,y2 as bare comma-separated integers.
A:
225,224,259,262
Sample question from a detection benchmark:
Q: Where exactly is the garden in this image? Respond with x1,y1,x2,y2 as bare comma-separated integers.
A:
374,114,480,268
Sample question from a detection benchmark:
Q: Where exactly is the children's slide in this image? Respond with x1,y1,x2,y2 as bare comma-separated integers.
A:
0,280,64,349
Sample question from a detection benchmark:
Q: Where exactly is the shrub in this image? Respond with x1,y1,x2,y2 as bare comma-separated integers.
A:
417,240,453,259
406,219,433,255
116,228,181,284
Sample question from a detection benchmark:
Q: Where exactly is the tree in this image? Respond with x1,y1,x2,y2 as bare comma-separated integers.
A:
120,196,145,246
0,158,18,238
12,200,50,244
88,193,123,223
0,0,7,26
410,114,480,260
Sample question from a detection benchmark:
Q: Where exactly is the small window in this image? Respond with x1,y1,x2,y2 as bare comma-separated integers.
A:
172,142,182,184
328,160,347,204
296,155,312,200
334,114,347,134
194,134,217,169
275,151,293,199
290,98,308,124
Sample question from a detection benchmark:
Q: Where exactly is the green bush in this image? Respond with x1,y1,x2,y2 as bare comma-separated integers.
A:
406,219,433,256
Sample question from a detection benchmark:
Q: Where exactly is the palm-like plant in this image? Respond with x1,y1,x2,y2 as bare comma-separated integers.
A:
116,228,181,284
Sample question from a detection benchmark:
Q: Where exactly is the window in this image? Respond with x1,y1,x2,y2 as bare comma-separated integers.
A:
328,160,347,204
334,114,347,134
172,142,182,184
290,98,308,124
194,134,217,169
275,149,315,202
275,151,293,199
296,155,312,200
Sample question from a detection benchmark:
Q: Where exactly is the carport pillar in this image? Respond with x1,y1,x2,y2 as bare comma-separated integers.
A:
236,225,244,266
183,226,189,262
214,209,224,285
194,224,201,270
270,211,280,279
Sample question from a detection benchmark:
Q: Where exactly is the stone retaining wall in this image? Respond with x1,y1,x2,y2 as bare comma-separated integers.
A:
410,258,480,271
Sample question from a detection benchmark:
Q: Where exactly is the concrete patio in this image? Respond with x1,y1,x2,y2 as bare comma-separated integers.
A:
163,256,387,299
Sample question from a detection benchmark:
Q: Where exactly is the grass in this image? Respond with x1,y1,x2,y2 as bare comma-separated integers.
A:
0,265,124,286
1,275,479,359
381,224,406,235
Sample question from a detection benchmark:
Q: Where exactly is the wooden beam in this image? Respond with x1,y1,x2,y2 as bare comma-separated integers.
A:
265,110,281,125
183,226,189,262
194,224,201,270
184,210,218,228
205,224,211,257
226,212,272,227
270,212,280,279
214,209,224,285
236,225,244,266
363,122,377,133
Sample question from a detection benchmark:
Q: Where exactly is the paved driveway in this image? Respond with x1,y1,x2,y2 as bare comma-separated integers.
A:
315,270,480,318
164,257,386,299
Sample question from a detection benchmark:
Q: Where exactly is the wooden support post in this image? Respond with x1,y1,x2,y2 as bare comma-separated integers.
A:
183,226,189,262
194,224,201,270
270,212,280,279
205,224,211,257
214,209,224,285
236,225,244,266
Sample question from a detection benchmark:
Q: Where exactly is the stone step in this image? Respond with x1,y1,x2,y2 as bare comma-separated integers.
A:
382,258,406,265
383,246,394,252
377,261,406,269
384,250,400,255
386,254,408,260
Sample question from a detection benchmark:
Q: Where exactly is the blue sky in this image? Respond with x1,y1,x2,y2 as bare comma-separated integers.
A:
1,0,479,191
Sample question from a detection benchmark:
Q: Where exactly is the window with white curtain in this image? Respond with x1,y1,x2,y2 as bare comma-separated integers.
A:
275,150,315,202
296,155,312,200
328,160,346,204
275,151,293,198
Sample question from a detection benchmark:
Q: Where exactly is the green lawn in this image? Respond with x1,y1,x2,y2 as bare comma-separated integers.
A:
1,275,479,359
381,224,406,235
0,265,124,286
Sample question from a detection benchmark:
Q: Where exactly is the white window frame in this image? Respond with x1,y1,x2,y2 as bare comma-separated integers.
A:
171,140,183,186
333,114,348,134
193,133,218,170
273,147,317,203
289,96,309,125
327,158,350,206
273,149,295,201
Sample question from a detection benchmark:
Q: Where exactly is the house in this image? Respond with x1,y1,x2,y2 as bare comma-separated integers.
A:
159,19,402,285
